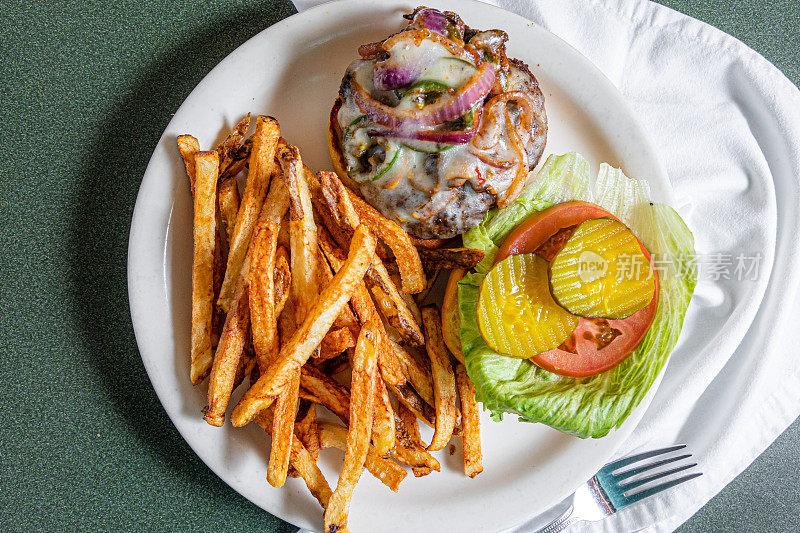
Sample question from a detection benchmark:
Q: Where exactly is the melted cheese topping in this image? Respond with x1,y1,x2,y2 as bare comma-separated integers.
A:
339,38,530,238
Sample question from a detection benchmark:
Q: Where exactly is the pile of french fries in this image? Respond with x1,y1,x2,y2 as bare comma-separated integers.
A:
179,114,486,532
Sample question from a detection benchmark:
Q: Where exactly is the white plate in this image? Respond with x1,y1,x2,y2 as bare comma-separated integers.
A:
128,1,672,531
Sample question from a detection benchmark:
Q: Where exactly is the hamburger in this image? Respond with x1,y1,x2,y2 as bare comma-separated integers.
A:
328,6,548,239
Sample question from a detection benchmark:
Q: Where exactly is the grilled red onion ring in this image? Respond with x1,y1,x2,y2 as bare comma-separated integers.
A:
351,62,495,129
367,106,483,144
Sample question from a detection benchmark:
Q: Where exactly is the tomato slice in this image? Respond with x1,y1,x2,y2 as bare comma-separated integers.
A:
494,201,659,378
496,201,620,263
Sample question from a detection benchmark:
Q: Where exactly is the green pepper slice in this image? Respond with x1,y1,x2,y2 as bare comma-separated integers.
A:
343,115,367,142
362,146,401,183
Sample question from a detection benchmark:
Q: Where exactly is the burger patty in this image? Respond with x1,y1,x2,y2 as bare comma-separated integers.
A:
329,9,547,239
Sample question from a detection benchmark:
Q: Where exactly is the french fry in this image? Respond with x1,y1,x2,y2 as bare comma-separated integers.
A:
231,225,376,426
318,422,406,492
189,151,219,385
267,144,320,487
295,400,321,463
301,365,393,458
274,246,291,316
268,301,301,487
218,177,241,245
388,382,435,428
317,248,360,335
219,145,249,182
318,170,425,294
177,135,200,194
211,225,225,349
419,247,485,273
218,116,280,313
455,364,483,478
233,342,256,392
312,180,396,262
311,192,355,253
216,113,250,176
371,374,396,457
267,364,300,487
243,174,291,369
422,306,457,451
348,200,425,294
249,221,281,370
245,172,291,372
393,402,440,474
204,275,250,426
299,364,350,424
324,322,379,533
280,144,319,320
177,136,228,351
366,270,424,347
318,173,425,345
353,284,405,387
318,327,357,360
389,340,434,407
317,228,406,387
442,268,466,364
347,190,425,294
278,290,298,343
277,212,291,249
194,131,245,352
255,408,332,510
398,286,423,326
261,170,292,226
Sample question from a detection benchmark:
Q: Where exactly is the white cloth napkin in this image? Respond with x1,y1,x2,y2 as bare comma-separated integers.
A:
291,0,800,531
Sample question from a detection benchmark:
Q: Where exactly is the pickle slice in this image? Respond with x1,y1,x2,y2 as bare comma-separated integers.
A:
478,254,579,358
550,218,655,319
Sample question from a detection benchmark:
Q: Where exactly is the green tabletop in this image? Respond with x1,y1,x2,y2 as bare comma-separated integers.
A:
1,1,798,531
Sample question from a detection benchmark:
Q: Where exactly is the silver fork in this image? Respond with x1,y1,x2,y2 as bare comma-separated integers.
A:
535,445,702,533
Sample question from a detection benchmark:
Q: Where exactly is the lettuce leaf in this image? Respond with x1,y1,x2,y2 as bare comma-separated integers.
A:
459,153,696,438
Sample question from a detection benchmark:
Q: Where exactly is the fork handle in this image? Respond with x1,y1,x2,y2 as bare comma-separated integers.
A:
535,504,579,533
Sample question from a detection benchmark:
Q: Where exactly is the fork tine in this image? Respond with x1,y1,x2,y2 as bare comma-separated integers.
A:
601,445,686,474
620,462,698,490
614,454,693,480
622,472,703,505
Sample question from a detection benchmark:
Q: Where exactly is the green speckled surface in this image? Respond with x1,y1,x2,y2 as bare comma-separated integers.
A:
0,1,797,531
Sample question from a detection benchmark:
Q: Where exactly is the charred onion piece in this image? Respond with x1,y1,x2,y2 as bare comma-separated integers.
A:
358,40,383,59
498,106,528,208
469,148,515,169
405,7,466,42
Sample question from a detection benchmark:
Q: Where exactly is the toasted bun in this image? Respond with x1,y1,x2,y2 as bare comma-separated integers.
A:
327,96,362,193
